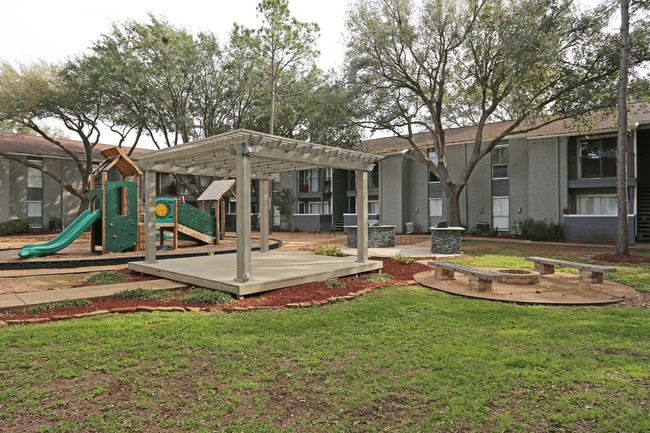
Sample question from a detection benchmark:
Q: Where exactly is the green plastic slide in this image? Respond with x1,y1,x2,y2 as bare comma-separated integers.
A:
18,209,102,259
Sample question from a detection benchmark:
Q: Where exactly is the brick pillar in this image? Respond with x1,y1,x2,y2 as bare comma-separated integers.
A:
579,270,603,284
534,263,555,275
468,276,492,292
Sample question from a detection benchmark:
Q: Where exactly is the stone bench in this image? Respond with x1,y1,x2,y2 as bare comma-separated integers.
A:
428,260,503,292
525,257,616,284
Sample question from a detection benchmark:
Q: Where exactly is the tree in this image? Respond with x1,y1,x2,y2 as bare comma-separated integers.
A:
345,0,640,227
271,188,296,229
0,60,144,214
236,0,321,135
617,0,630,256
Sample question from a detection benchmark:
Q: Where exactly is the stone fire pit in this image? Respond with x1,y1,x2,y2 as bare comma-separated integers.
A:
495,268,541,285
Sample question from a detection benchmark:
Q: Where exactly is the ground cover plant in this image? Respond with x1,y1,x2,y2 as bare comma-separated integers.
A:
86,270,131,285
0,286,648,432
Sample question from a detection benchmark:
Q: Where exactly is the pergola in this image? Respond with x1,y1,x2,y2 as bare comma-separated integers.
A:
132,129,383,284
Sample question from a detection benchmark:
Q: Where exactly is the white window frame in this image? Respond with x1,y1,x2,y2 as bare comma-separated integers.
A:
298,201,306,214
492,196,509,231
492,145,509,180
429,198,443,217
577,194,617,216
368,200,379,215
27,158,43,229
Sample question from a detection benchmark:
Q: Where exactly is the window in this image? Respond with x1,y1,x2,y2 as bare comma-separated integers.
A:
348,170,356,191
298,201,306,214
429,198,443,217
577,195,617,215
27,158,43,229
578,137,616,179
492,197,509,231
368,200,379,214
428,152,439,182
227,200,237,214
370,166,379,189
309,202,329,214
492,145,509,179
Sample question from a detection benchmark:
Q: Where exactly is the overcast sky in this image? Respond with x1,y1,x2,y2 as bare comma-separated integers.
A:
1,0,604,71
0,0,350,70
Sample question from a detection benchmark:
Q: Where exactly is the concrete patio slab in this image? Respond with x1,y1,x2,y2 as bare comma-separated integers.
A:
129,251,383,297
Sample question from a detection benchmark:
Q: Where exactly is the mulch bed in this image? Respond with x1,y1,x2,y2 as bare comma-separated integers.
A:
593,253,650,264
1,258,431,322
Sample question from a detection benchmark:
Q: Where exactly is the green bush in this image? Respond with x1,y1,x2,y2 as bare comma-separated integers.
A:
27,299,91,314
314,245,344,257
0,218,33,235
109,288,156,300
181,287,234,304
361,273,393,283
513,218,564,241
392,253,415,264
325,279,349,289
88,271,131,286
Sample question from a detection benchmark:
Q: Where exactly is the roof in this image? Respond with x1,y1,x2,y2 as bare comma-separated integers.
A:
361,103,650,155
134,129,383,178
196,179,236,201
0,132,150,160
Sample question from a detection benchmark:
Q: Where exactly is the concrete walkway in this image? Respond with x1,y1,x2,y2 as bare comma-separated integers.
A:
339,244,458,259
0,279,187,311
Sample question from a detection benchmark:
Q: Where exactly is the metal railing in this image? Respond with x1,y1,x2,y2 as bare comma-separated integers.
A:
568,156,617,180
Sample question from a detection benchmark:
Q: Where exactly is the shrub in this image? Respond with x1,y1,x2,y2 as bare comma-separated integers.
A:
325,279,348,289
513,218,564,241
109,288,156,300
392,253,415,264
87,271,131,286
361,273,392,283
27,299,91,314
0,218,33,235
181,287,234,304
314,245,344,257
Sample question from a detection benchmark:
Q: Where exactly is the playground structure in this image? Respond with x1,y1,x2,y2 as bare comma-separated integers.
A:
19,147,230,258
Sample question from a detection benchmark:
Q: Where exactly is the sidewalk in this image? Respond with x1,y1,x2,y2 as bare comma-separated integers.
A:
0,279,187,311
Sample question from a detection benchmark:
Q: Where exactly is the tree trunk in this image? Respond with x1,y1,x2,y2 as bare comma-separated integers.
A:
77,196,90,216
269,74,276,136
617,0,630,256
443,184,463,227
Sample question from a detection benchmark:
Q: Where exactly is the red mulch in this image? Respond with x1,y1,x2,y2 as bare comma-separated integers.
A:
593,253,650,264
1,258,431,322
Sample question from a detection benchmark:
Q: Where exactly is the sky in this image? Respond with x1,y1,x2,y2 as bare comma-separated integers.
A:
0,0,350,70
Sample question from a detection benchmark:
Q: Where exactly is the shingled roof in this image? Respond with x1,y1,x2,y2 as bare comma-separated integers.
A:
361,103,650,155
0,132,150,159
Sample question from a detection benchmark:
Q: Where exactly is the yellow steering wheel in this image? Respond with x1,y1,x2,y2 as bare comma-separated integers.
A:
155,202,170,218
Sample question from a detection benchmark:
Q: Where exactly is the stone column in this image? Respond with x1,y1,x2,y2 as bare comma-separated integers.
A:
259,178,271,253
144,170,157,263
356,170,368,263
235,144,252,282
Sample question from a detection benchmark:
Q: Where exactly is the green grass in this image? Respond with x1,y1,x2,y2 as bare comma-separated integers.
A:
109,288,157,300
3,286,646,432
87,270,130,286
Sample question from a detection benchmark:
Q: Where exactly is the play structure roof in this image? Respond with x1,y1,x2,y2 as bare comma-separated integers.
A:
98,146,143,177
197,179,236,202
132,129,382,177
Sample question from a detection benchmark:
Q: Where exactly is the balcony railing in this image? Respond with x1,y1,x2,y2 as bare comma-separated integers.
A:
298,177,331,194
569,156,617,180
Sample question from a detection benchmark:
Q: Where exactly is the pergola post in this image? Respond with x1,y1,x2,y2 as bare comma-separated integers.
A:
259,178,271,252
144,170,157,263
356,170,368,263
235,144,252,282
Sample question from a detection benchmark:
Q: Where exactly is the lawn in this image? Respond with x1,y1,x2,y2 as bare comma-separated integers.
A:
1,285,648,432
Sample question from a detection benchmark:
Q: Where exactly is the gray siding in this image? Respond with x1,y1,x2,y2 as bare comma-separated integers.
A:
9,160,27,220
380,155,407,232
528,137,562,222
408,158,429,232
463,143,492,230
509,137,530,226
0,158,9,222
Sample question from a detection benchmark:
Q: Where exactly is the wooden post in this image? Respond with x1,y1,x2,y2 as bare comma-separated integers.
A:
173,199,178,249
235,144,252,282
356,170,368,263
101,172,108,255
135,174,141,251
221,200,226,239
90,174,96,253
260,179,270,252
144,170,157,263
215,200,220,245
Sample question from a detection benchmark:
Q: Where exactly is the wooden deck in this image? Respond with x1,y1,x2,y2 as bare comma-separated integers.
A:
128,251,383,297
